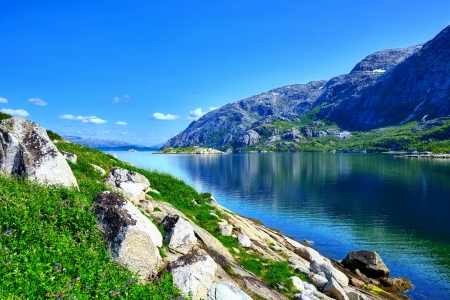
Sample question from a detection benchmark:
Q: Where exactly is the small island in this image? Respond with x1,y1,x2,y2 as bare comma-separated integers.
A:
155,146,227,155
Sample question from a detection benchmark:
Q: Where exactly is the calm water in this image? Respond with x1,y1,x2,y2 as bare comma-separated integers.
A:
109,151,450,299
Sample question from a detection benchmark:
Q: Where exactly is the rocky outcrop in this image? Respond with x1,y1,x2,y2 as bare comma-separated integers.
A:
168,254,217,300
92,191,162,282
342,250,390,279
323,278,349,300
162,215,198,254
104,168,150,205
207,281,252,300
0,117,78,188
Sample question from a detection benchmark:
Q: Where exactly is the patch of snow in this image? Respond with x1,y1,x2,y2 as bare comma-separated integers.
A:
372,69,386,73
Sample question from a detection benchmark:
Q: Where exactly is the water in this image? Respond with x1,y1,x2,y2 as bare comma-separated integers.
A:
109,151,450,299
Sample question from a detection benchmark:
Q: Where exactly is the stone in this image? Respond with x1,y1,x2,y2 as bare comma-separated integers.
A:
304,282,318,292
342,250,390,279
289,276,305,292
207,281,252,300
323,278,349,300
60,151,77,163
149,211,168,223
295,246,326,264
380,277,413,293
232,247,240,254
168,254,217,300
92,191,162,282
139,200,154,213
162,215,197,254
91,164,106,176
309,273,328,290
346,291,370,300
104,168,150,205
237,235,251,248
349,277,365,289
293,291,321,300
217,224,233,236
310,260,349,287
0,117,78,188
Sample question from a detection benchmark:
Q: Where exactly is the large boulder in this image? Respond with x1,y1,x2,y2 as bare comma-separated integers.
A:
60,151,77,164
237,235,251,248
104,168,150,204
207,281,252,300
92,191,162,282
294,245,326,265
0,117,78,188
342,250,390,279
168,254,217,300
162,215,197,254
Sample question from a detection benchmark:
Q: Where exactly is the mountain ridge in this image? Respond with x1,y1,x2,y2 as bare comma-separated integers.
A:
163,25,450,152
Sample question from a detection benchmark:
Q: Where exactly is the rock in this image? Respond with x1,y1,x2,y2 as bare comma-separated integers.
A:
310,260,349,287
149,211,168,223
60,151,77,163
104,168,150,205
349,277,365,289
346,291,370,300
304,282,318,292
232,247,240,254
295,246,326,264
207,281,252,300
0,117,78,188
92,191,162,282
139,200,154,213
242,276,289,300
293,291,321,300
342,250,390,279
323,278,349,300
237,235,251,248
380,277,413,293
217,224,233,236
168,254,217,300
309,273,328,290
91,164,106,176
162,215,197,254
289,276,305,292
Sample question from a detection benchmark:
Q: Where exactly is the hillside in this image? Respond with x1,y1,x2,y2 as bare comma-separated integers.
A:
162,25,450,152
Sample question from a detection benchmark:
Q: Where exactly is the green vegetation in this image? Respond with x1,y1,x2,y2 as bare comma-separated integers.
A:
0,112,12,121
46,130,64,142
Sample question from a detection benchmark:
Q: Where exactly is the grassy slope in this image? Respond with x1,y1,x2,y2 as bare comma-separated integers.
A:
0,131,304,299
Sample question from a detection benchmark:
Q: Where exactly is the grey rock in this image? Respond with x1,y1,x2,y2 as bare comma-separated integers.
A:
289,276,305,292
207,281,252,300
237,235,251,247
294,291,321,300
104,167,150,205
90,164,106,176
309,273,328,289
0,117,78,188
217,224,233,236
323,278,349,300
162,215,197,254
92,191,162,282
310,260,349,287
168,254,217,300
342,250,390,279
139,200,154,213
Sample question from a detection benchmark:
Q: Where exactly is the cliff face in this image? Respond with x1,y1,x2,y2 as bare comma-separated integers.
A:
320,25,450,129
163,25,450,150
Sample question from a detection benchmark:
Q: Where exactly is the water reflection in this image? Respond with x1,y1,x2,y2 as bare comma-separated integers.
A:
112,152,450,299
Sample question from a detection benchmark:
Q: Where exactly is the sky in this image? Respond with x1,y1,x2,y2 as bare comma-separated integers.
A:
1,1,450,146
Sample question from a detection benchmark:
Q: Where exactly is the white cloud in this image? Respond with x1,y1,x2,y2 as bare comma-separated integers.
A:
0,97,7,104
113,96,120,103
151,112,180,121
28,98,47,106
123,94,130,99
121,132,128,135
59,114,107,124
186,107,218,121
115,121,127,126
1,108,29,117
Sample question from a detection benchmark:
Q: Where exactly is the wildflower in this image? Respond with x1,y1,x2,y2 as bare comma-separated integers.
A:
55,262,59,267
3,228,11,234
109,291,114,294
85,286,91,290
4,247,8,253
68,283,73,289
126,279,133,284
57,296,61,300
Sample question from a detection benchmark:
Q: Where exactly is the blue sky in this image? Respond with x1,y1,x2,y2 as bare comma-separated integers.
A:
1,1,449,146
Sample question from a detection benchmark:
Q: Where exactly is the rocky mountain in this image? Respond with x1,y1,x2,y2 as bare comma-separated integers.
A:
163,25,450,151
64,136,161,150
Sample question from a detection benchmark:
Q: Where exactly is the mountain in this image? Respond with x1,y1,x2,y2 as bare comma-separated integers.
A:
64,136,160,151
163,25,450,151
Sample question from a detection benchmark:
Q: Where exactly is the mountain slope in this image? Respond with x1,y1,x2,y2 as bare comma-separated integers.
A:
163,25,450,151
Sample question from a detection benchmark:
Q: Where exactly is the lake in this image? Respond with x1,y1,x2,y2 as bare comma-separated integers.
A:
108,151,450,299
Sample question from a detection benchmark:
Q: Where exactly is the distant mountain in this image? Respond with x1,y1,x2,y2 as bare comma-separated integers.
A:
162,24,450,152
64,136,160,151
